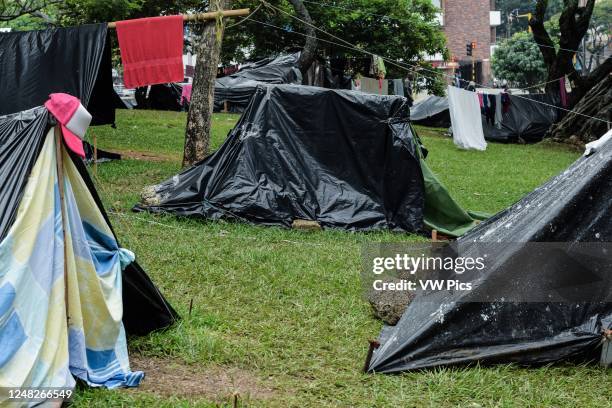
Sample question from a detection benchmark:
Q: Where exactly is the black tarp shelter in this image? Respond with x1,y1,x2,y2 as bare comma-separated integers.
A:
483,93,559,143
213,53,302,112
135,83,185,111
136,84,484,236
410,95,450,128
368,136,612,373
0,24,177,335
411,92,558,143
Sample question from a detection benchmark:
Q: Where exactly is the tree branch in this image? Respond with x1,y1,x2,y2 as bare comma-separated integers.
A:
587,55,612,84
0,0,60,22
286,0,317,74
530,0,557,66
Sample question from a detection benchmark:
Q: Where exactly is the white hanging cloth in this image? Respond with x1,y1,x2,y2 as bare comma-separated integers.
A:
447,85,487,151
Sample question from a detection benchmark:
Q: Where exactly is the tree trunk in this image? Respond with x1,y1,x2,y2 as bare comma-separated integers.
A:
529,0,611,107
182,0,231,167
287,0,317,75
546,74,612,146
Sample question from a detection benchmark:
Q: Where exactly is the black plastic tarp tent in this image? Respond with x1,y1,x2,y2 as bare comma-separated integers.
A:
0,24,177,335
368,137,612,373
410,95,450,128
138,85,425,231
136,84,484,236
483,93,559,143
213,54,302,112
411,93,558,143
135,83,184,111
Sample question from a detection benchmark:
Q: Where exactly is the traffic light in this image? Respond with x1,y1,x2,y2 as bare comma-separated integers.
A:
466,42,477,56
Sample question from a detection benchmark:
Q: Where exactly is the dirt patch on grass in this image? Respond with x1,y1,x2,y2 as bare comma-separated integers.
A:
129,355,277,403
114,149,179,162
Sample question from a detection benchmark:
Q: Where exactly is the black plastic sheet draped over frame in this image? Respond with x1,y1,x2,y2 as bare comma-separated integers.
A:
137,84,425,232
368,138,612,373
0,23,115,125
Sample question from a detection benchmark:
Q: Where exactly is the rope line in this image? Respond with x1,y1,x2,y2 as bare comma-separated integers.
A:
298,0,611,58
244,6,611,124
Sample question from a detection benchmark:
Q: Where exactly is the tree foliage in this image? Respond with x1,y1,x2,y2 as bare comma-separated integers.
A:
2,0,449,93
492,31,549,87
222,0,447,82
529,0,611,105
0,0,60,21
579,0,611,73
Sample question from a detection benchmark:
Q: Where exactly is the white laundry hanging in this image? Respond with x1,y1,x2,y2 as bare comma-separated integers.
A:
447,85,487,151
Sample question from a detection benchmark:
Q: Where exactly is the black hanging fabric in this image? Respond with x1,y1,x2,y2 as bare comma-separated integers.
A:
0,23,115,125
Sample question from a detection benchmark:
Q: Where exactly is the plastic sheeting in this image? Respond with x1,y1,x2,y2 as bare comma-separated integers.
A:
0,106,178,336
368,134,612,373
135,83,184,111
412,93,558,144
482,93,559,143
410,95,450,128
137,84,426,232
448,86,487,151
213,54,302,112
0,24,115,125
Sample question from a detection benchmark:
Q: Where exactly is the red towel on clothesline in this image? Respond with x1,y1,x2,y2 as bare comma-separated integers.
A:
116,15,184,89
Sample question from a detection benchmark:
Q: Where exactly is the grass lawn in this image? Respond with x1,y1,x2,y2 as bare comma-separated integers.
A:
74,110,609,407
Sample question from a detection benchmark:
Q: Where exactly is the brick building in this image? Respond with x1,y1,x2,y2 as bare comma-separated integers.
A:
430,0,501,85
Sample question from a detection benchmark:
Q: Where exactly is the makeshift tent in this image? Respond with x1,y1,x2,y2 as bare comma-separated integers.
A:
135,83,185,111
411,92,558,144
213,53,302,112
482,93,559,143
368,133,612,373
410,95,450,128
0,105,178,394
0,23,177,395
136,84,483,236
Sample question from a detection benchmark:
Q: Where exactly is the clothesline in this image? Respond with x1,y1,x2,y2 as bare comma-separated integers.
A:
106,8,250,28
239,11,611,125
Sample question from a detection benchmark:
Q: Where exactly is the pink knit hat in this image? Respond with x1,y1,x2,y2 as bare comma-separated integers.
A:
44,93,92,158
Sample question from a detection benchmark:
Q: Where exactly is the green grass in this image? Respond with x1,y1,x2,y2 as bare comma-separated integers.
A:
74,110,610,407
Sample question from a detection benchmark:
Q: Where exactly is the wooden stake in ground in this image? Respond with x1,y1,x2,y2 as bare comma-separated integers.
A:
182,1,233,167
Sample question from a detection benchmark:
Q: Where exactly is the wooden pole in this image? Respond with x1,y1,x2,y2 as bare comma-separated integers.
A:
106,9,250,28
54,125,70,324
93,130,98,177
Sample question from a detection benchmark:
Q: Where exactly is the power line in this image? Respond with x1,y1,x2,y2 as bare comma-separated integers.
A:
239,8,611,124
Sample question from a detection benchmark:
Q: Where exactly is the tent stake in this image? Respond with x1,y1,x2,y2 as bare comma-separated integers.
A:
93,130,98,176
363,339,380,373
55,125,70,324
106,9,250,28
